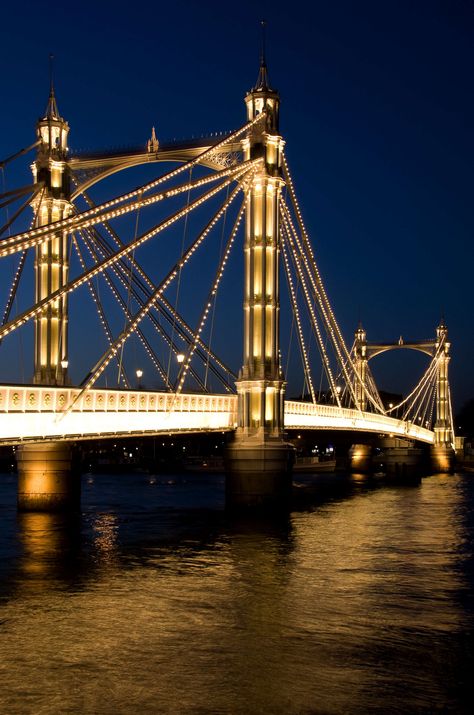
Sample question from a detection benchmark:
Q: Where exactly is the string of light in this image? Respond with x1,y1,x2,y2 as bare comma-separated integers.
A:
175,191,248,395
71,178,235,385
58,173,248,417
0,166,257,342
280,226,317,404
0,159,259,258
280,205,341,406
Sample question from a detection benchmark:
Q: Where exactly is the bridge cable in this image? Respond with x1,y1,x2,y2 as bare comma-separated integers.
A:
70,177,236,386
0,169,254,343
175,189,247,396
72,231,131,389
280,203,342,406
78,228,177,390
117,192,142,386
203,183,230,390
57,174,250,419
280,223,317,404
2,158,259,258
83,225,220,393
166,167,192,387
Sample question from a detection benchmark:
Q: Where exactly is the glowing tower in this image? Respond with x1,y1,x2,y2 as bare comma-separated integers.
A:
31,84,71,386
226,57,293,504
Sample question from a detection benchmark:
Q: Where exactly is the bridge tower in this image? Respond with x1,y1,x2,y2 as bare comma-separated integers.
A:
225,58,293,505
354,323,368,411
16,85,76,511
431,320,454,471
31,84,71,386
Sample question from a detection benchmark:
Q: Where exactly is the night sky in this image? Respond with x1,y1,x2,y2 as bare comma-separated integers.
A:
0,0,472,410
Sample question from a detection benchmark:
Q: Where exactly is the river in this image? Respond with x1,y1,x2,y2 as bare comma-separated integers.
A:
0,470,473,714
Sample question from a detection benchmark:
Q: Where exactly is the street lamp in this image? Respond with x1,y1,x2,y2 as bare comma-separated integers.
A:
176,353,185,364
136,368,143,389
60,358,69,386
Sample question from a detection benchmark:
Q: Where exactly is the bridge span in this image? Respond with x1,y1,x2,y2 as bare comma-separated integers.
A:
0,53,454,509
0,385,434,445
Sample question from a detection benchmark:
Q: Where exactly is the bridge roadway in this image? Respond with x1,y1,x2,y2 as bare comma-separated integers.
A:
0,385,434,445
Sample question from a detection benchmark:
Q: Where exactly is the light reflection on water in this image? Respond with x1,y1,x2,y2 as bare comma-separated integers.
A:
0,471,473,714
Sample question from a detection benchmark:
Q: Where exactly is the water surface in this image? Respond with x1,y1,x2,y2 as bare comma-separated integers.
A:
1,471,473,714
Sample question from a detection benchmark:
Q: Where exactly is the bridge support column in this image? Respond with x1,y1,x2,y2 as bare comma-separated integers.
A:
431,321,454,473
431,445,454,473
226,62,293,507
348,444,372,473
32,86,71,387
378,437,424,480
16,442,79,512
354,325,368,411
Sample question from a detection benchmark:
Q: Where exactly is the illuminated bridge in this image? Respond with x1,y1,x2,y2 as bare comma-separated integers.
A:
0,386,435,445
0,54,454,508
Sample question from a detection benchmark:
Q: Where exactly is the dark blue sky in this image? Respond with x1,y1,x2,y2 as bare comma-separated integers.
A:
0,0,472,409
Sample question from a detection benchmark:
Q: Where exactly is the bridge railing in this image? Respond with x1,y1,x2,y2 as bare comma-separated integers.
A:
0,385,238,443
0,386,434,444
0,385,237,415
284,400,434,444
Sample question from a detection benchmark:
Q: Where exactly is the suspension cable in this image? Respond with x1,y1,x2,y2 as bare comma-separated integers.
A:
166,167,193,386
0,169,255,342
82,229,220,392
72,180,236,383
71,232,131,388
280,225,317,404
1,158,260,258
175,191,248,395
78,229,175,389
58,175,247,418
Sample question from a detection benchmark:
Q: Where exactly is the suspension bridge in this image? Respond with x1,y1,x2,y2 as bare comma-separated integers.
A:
0,56,455,508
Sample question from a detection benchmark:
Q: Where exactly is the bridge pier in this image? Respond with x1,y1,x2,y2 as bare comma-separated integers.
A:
226,435,293,507
377,437,424,480
16,442,79,511
226,57,294,507
348,444,372,473
430,444,454,473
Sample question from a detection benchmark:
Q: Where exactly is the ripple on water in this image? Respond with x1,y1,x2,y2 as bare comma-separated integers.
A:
0,472,473,714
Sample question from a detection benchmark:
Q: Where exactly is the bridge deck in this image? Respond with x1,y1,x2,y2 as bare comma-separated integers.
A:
0,386,434,445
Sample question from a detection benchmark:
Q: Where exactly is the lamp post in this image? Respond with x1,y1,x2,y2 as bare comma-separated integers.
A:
136,368,143,390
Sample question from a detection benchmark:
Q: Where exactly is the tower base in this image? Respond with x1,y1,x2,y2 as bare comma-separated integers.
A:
348,444,372,473
16,442,79,511
225,434,294,507
378,437,424,481
430,444,455,474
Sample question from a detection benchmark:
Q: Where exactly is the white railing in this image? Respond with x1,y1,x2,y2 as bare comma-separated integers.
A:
0,385,238,442
0,386,434,445
284,400,434,444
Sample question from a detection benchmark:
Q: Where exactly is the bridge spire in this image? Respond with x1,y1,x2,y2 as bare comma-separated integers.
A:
354,323,368,411
226,51,292,505
253,20,272,92
44,54,60,120
432,319,454,470
31,68,71,386
244,23,280,134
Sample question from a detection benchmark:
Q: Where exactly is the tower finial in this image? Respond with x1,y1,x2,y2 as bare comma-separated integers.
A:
45,53,60,119
253,20,272,91
260,19,266,66
49,53,54,94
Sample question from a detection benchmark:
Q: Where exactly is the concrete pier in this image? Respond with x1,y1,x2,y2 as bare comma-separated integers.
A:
378,437,424,480
16,442,78,511
431,444,455,473
226,436,293,507
348,444,372,473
